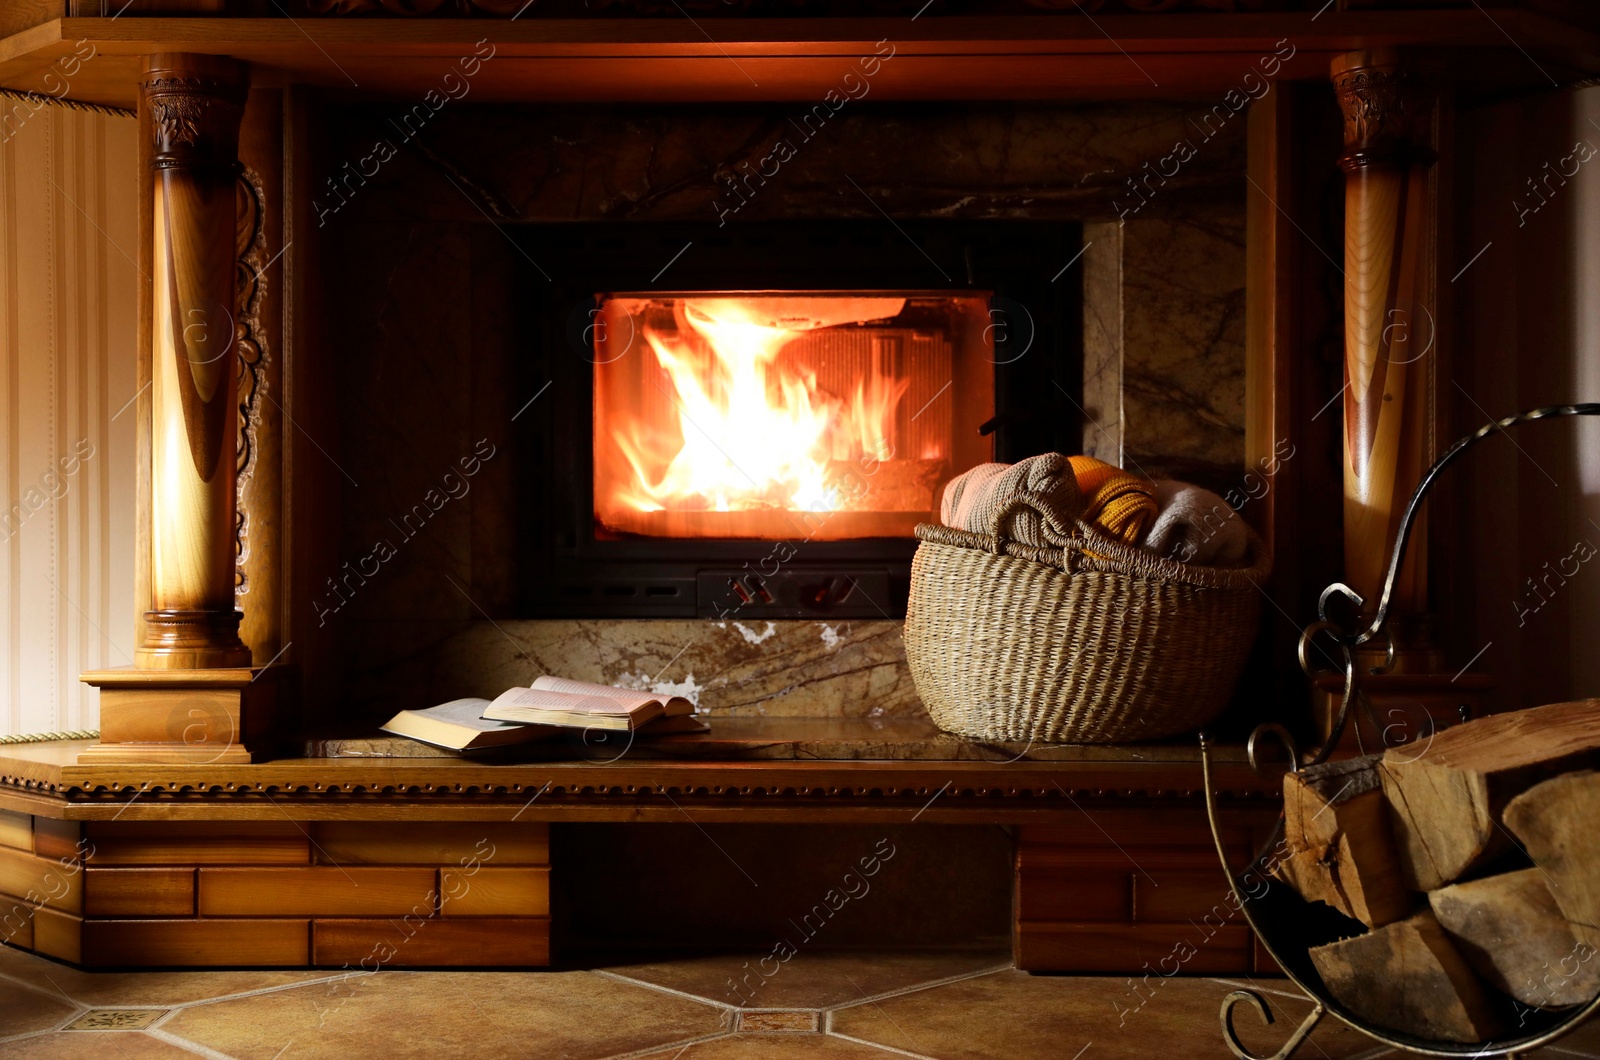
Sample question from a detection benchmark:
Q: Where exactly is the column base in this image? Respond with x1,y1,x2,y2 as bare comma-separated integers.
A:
79,665,282,764
135,609,253,670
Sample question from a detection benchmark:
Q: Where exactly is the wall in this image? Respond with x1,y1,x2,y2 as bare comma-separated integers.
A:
0,100,139,735
1450,85,1600,711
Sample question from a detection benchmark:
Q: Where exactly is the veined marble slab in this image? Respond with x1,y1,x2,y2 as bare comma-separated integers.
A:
305,717,1244,763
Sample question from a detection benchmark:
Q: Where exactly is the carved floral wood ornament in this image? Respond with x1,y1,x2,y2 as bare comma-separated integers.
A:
234,170,268,596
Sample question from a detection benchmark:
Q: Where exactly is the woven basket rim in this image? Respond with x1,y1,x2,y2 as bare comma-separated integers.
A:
913,519,1272,590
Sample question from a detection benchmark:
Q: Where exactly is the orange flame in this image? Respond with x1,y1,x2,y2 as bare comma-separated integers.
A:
609,298,908,516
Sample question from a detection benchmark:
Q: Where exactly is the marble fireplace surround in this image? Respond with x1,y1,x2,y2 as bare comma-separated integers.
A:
322,98,1250,725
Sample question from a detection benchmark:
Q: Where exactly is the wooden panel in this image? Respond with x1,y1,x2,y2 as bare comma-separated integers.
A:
1021,818,1253,852
0,847,83,915
1133,870,1238,923
0,0,60,42
440,868,549,918
79,919,309,968
96,688,243,746
199,867,436,917
311,917,549,968
0,12,1590,111
86,822,310,865
1254,933,1282,976
1016,847,1235,874
1016,922,1253,974
312,822,548,866
0,899,34,950
84,868,195,917
32,908,81,964
33,817,83,862
0,811,29,852
1015,870,1129,923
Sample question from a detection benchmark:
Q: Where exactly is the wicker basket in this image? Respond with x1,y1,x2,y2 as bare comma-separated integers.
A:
904,494,1272,743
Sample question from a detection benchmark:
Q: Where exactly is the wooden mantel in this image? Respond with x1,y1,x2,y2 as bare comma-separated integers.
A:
0,737,1279,823
0,736,1281,971
4,10,1600,108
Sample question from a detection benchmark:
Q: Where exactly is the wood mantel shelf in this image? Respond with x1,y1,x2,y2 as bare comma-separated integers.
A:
0,732,1279,823
5,10,1600,108
0,733,1280,971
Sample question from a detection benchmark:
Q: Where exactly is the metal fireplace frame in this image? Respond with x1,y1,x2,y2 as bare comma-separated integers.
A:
509,219,1084,618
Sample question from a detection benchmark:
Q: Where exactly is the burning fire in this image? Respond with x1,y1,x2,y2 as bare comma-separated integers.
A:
607,297,909,516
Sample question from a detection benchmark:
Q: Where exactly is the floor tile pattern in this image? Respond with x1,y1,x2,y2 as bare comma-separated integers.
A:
0,944,1594,1058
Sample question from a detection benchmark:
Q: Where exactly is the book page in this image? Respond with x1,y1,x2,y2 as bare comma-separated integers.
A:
491,685,653,716
529,676,663,711
422,698,502,728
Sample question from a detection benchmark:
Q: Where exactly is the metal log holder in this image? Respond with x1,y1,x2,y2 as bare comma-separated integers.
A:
1200,403,1600,1060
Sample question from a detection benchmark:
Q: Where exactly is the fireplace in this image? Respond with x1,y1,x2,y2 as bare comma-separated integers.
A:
512,220,1084,618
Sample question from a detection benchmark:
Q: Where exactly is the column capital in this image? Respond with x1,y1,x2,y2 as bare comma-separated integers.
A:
139,53,249,171
1331,48,1436,172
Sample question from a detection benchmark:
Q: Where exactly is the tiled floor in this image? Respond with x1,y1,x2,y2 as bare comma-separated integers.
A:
0,945,1595,1059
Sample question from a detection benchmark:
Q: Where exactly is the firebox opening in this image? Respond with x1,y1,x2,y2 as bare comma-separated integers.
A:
592,291,994,543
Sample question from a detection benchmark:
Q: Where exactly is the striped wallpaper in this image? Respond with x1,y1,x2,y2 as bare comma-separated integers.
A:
0,99,138,736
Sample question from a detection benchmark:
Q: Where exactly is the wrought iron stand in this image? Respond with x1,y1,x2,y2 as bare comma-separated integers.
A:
1201,403,1600,1060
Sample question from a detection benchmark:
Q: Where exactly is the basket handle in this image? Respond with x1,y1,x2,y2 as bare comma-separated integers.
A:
982,489,1082,555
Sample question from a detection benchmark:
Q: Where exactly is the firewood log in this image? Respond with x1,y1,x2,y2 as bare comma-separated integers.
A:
1504,770,1600,950
1309,910,1507,1043
1379,700,1600,890
1273,754,1414,927
1431,867,1600,1008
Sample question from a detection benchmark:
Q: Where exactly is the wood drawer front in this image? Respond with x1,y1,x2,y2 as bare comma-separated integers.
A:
311,823,548,866
312,917,550,968
32,908,81,964
0,811,30,853
1015,922,1253,974
0,847,83,915
86,823,310,866
84,868,196,917
79,919,310,968
0,901,35,950
439,867,550,917
199,867,437,917
1132,870,1240,924
1014,869,1129,923
33,818,84,862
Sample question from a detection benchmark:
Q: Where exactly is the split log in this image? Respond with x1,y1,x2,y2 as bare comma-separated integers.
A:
1505,769,1600,950
1430,868,1600,1008
1273,754,1413,927
1379,699,1600,890
1309,910,1507,1043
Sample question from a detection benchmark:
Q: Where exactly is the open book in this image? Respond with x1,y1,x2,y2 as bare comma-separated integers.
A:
482,675,705,733
380,698,556,752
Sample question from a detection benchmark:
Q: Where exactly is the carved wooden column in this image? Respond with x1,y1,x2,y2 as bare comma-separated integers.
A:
1321,49,1489,748
1333,48,1436,643
138,54,253,670
79,55,276,765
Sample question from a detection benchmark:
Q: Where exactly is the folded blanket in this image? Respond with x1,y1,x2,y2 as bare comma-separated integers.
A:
1066,455,1158,545
1141,480,1250,566
939,453,1159,547
939,454,1082,547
